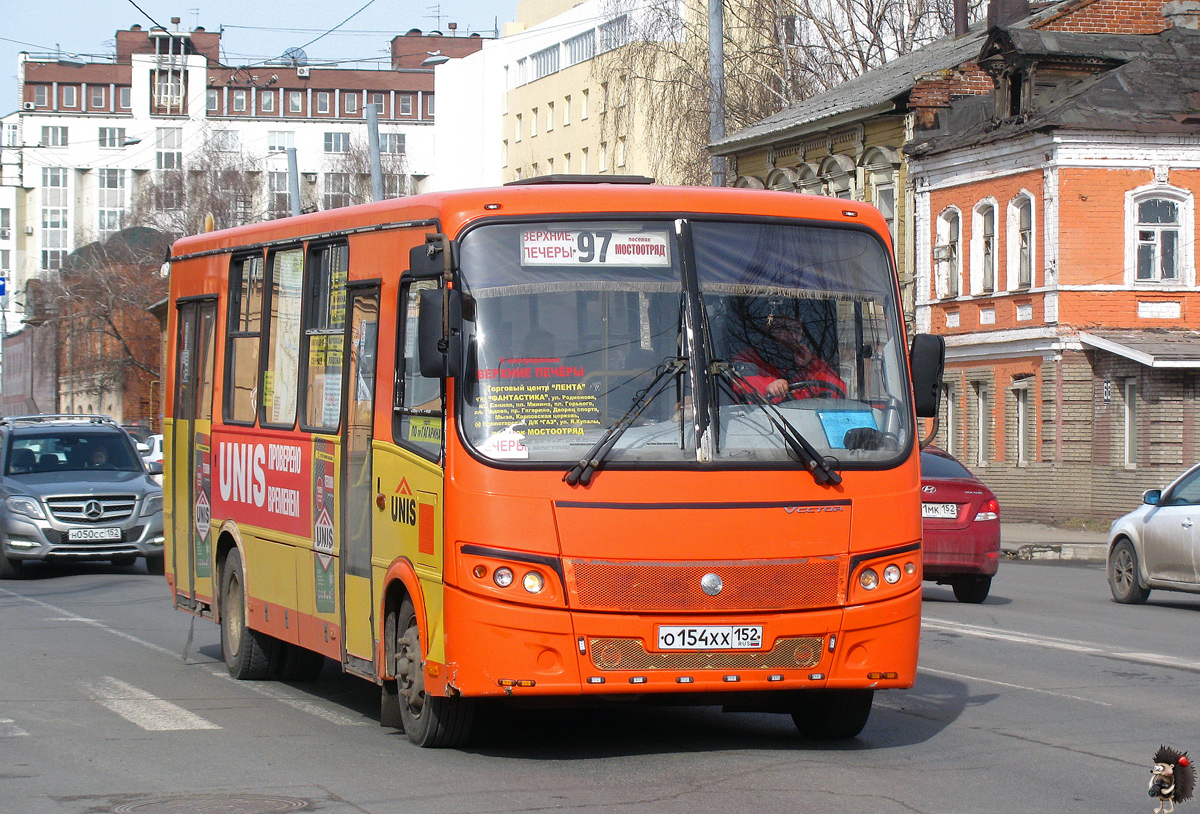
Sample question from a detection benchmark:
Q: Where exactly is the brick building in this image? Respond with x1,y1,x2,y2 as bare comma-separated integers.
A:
907,1,1200,522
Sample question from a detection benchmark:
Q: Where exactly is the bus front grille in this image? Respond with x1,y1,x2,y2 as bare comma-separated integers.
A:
565,557,847,612
589,636,824,671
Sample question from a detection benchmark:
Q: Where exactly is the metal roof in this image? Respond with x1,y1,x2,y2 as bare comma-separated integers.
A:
1079,330,1200,368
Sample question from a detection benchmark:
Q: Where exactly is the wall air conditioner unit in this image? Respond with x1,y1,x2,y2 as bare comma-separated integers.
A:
296,66,310,78
933,245,952,262
24,226,34,235
0,229,9,240
23,102,35,111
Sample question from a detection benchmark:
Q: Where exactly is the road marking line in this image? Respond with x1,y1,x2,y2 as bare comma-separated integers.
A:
0,718,30,737
207,668,368,725
0,588,180,659
83,676,221,731
916,666,1112,706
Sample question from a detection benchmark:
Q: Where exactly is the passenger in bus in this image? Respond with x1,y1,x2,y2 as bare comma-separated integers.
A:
731,316,846,401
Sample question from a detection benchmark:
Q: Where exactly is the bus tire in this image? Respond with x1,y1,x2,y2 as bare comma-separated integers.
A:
394,597,474,747
791,689,873,739
220,548,277,680
278,643,325,682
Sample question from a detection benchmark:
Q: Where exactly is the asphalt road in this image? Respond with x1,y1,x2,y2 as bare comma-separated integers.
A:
2,558,1198,814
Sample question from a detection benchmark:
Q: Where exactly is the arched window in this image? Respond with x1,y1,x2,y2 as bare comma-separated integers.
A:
1007,193,1035,289
1125,184,1194,286
972,200,998,294
936,208,962,299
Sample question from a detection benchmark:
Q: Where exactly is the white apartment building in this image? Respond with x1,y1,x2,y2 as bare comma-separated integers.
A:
0,22,486,306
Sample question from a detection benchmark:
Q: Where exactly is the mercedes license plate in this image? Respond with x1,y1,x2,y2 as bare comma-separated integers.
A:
658,625,763,650
68,527,122,541
921,503,958,519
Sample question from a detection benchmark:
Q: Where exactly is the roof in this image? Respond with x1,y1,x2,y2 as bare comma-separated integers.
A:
909,27,1200,156
710,1,1076,154
1079,330,1200,368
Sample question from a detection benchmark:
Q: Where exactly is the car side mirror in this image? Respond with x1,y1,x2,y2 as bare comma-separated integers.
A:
137,442,149,454
909,333,946,418
148,461,164,475
1143,489,1162,506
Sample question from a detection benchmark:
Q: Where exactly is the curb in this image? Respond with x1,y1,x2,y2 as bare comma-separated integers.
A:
1001,543,1107,562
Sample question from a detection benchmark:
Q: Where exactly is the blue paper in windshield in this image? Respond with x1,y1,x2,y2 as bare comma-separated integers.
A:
818,410,878,449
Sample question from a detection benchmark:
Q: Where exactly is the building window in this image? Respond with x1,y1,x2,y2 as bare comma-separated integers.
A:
618,136,626,167
599,15,629,51
62,86,78,108
1124,379,1138,466
563,152,570,173
531,107,538,137
316,92,330,114
268,131,294,153
514,113,522,142
212,130,239,151
1136,198,1180,281
874,183,895,241
118,86,131,109
323,173,353,209
155,127,184,210
289,91,304,114
41,126,68,147
581,88,589,119
563,95,571,127
566,30,596,66
154,70,185,111
90,86,106,108
973,382,988,466
1013,382,1032,465
379,133,405,154
233,89,248,112
207,89,220,112
268,171,291,219
426,94,434,117
370,93,387,115
323,132,350,153
97,168,125,239
1008,194,1034,289
944,385,958,458
973,202,996,294
33,85,48,107
260,90,276,113
599,142,607,172
345,94,358,115
502,140,508,167
581,146,588,173
41,167,69,270
936,208,961,299
399,94,413,116
546,101,554,132
532,45,560,79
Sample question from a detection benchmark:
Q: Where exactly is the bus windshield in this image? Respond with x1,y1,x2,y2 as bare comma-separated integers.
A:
457,218,911,468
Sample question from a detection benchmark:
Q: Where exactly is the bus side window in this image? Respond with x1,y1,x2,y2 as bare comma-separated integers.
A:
394,279,443,460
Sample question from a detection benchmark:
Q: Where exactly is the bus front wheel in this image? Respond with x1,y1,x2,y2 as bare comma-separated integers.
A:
394,597,474,747
791,689,873,739
220,548,277,680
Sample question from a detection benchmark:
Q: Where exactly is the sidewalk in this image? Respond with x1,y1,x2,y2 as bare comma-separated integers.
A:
1000,521,1108,563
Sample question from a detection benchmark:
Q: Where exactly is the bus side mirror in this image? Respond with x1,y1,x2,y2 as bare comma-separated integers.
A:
417,287,462,378
910,333,945,418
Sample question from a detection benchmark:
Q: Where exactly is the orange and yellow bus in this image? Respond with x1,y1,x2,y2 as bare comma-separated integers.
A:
164,177,944,747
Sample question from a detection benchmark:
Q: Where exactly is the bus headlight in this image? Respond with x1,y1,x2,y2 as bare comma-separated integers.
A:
522,571,545,593
493,567,514,588
859,568,879,590
883,564,901,584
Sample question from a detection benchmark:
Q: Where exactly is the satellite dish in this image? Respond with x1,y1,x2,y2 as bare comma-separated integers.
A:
282,47,308,67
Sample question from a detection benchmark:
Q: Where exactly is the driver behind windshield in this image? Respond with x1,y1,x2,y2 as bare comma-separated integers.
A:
731,315,846,401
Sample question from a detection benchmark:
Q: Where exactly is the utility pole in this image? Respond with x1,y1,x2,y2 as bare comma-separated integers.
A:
707,0,726,187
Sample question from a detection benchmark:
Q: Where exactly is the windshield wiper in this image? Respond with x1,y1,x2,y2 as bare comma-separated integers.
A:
564,359,686,487
713,362,842,486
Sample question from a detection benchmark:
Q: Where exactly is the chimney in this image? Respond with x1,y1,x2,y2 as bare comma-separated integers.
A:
171,16,180,30
953,0,970,36
988,0,1030,27
1164,0,1200,29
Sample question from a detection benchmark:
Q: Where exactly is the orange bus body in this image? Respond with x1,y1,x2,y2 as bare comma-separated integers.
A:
164,182,926,745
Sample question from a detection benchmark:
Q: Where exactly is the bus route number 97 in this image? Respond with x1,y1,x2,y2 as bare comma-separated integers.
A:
657,625,763,650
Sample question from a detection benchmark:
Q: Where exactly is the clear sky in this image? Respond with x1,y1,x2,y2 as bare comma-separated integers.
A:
1,0,517,115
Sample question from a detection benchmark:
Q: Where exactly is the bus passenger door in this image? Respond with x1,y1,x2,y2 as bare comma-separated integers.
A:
340,286,380,671
170,298,218,611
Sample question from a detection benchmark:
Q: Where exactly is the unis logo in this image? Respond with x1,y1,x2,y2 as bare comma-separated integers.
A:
391,478,418,526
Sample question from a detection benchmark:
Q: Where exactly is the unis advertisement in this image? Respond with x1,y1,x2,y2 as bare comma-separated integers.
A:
211,434,313,538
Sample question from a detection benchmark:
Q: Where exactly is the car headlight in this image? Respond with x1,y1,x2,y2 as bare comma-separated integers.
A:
6,495,46,520
141,494,163,517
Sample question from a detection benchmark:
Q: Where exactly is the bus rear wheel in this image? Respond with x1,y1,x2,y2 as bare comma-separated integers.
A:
394,597,473,747
220,548,277,680
791,689,874,739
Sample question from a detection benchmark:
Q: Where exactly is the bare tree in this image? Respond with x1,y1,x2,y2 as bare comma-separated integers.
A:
324,136,413,209
596,0,986,185
128,130,267,237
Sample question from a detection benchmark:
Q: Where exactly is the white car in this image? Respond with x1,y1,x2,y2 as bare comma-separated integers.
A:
1107,461,1200,603
141,434,164,464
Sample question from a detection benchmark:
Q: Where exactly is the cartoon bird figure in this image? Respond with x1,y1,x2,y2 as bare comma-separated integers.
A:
1150,745,1195,814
